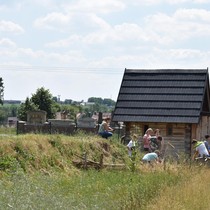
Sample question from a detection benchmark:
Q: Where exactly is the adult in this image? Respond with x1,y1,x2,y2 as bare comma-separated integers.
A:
98,117,114,139
150,135,162,152
154,129,164,154
143,128,153,152
142,150,161,164
204,134,210,153
192,139,209,160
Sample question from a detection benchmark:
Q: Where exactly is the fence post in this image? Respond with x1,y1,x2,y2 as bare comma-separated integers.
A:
99,154,104,169
49,122,52,135
83,152,87,169
16,121,19,135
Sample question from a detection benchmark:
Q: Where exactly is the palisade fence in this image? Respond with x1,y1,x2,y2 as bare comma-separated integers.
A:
16,121,125,137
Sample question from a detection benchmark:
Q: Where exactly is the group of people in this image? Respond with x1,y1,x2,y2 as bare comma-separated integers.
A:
142,128,163,153
126,128,164,164
98,119,210,163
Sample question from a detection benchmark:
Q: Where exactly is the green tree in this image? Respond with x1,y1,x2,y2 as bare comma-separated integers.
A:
0,78,4,105
17,87,59,121
30,87,58,119
103,98,115,106
88,97,103,104
17,97,38,121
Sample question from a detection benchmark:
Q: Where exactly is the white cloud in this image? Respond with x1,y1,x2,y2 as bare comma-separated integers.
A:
144,8,210,43
0,20,24,34
63,0,125,14
45,7,210,49
174,8,210,22
0,38,16,48
34,12,71,30
1,0,210,101
45,35,81,48
0,46,87,66
128,0,210,5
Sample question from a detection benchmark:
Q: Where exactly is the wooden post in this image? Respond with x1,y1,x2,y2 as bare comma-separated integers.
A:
124,122,131,144
16,121,19,135
83,152,87,169
99,154,104,169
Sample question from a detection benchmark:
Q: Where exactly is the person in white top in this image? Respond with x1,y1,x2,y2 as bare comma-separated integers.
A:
127,134,137,157
192,139,209,160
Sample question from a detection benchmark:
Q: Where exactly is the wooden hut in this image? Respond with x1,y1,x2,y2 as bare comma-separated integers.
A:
112,68,210,156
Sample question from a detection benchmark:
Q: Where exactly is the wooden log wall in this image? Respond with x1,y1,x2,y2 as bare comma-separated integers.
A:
196,116,210,140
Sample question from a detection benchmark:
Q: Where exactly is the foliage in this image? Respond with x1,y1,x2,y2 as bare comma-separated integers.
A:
0,77,3,105
17,97,38,121
17,87,60,120
0,126,16,134
88,97,103,104
31,87,58,119
0,169,183,210
58,104,81,120
88,97,115,106
0,133,208,209
0,104,19,124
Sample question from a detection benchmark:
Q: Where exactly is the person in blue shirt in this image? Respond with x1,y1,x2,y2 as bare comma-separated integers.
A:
142,150,161,164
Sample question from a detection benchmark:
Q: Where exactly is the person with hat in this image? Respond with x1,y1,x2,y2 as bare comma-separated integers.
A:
192,139,209,160
98,117,114,139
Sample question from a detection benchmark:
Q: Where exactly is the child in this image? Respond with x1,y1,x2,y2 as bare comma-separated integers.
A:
127,134,137,157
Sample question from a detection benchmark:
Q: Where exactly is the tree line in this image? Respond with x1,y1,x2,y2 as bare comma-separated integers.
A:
0,77,115,124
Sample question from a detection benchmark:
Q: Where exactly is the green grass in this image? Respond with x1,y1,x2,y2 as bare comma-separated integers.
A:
0,168,183,210
0,126,16,135
0,132,207,210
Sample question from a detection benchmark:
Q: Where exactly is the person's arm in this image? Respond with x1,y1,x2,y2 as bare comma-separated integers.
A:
157,157,162,163
193,151,199,160
104,123,113,132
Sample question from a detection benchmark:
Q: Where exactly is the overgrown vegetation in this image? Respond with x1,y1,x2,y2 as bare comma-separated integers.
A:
0,133,209,209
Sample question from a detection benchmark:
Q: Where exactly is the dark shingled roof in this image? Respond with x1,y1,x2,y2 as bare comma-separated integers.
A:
112,69,210,123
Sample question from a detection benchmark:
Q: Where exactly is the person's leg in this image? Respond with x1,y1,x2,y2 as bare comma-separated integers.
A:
106,132,113,138
98,132,106,139
102,131,112,139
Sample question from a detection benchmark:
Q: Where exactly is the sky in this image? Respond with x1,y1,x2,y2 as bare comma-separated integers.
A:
1,0,210,102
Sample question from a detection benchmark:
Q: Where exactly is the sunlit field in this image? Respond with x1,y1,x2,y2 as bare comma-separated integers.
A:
0,132,209,210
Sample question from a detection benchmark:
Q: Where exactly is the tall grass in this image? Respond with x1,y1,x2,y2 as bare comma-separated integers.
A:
0,167,184,210
0,133,209,209
0,126,16,135
145,166,210,210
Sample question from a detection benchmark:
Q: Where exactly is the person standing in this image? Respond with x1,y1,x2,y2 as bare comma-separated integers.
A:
150,135,163,152
143,128,153,152
98,117,114,139
154,129,164,154
127,134,137,157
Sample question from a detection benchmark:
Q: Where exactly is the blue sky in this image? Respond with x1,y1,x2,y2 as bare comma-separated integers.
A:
1,0,210,102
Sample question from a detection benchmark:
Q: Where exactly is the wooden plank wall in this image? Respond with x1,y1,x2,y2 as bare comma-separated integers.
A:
197,116,210,140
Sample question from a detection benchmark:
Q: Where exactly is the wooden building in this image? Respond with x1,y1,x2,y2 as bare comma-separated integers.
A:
112,68,210,156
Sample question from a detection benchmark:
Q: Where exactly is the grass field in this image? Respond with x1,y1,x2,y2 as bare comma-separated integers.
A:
0,132,209,210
